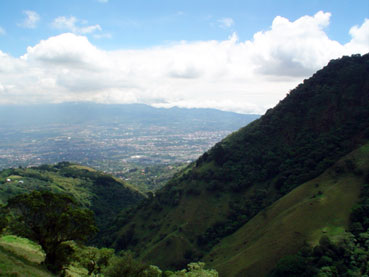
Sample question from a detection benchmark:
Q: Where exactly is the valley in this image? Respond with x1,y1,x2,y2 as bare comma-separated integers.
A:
0,104,258,191
0,123,231,168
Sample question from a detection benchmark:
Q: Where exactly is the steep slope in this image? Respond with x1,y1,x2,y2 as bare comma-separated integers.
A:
0,162,144,240
204,142,369,276
110,54,369,269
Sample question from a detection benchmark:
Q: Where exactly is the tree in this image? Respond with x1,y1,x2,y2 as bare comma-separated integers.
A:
6,190,97,273
171,262,218,276
76,246,115,275
0,204,8,234
269,255,308,277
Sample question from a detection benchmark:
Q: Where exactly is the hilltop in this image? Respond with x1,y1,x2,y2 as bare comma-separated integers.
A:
108,54,369,273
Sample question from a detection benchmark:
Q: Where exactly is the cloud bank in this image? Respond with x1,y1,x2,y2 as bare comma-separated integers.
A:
1,12,368,114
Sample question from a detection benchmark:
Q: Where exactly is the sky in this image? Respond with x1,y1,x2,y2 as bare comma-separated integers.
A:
0,0,368,114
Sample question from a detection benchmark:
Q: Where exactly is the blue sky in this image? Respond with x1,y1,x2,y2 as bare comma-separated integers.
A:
0,0,368,113
1,0,367,56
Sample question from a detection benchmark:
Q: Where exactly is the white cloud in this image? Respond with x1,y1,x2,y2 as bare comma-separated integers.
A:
52,16,102,34
249,11,344,77
345,19,369,53
218,17,235,29
21,33,108,69
0,26,5,35
19,10,40,29
1,12,369,113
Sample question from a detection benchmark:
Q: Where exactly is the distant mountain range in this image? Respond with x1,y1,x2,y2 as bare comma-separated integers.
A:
0,103,259,131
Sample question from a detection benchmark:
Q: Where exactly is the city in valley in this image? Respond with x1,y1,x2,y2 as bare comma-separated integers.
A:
0,104,258,190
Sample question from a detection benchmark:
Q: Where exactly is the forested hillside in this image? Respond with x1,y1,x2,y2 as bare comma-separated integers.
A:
0,162,144,236
108,54,369,273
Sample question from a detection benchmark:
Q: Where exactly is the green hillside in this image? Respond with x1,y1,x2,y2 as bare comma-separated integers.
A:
0,162,144,239
205,142,369,276
0,235,53,277
108,54,369,271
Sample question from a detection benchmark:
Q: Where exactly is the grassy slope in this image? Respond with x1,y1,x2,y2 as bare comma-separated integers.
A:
204,143,369,277
139,191,232,266
0,235,53,277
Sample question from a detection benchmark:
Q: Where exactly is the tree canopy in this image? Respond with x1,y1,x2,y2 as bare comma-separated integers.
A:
6,190,97,273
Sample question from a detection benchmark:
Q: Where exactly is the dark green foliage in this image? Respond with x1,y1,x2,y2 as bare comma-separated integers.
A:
198,189,272,250
102,251,150,277
0,205,7,233
75,246,115,275
268,255,310,277
350,183,369,234
269,234,368,276
6,191,97,273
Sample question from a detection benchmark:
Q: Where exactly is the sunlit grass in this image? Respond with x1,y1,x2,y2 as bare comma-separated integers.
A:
0,235,52,277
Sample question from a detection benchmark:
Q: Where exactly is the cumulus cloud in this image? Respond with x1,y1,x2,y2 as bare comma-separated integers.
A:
345,19,369,53
1,12,369,113
249,11,344,77
52,16,102,34
19,10,40,29
21,33,108,69
218,17,235,29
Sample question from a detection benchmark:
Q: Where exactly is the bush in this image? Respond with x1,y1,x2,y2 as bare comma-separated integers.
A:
103,251,149,277
269,255,308,277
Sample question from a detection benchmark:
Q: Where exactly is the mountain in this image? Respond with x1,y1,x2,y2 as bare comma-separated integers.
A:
0,162,144,240
108,54,369,273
